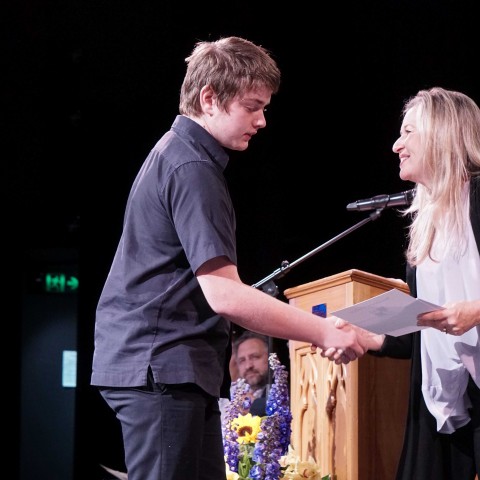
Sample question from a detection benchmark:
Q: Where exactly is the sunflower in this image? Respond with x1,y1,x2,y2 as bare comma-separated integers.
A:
231,413,262,445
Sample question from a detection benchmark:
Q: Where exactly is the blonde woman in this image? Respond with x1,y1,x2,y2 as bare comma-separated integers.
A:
368,87,480,479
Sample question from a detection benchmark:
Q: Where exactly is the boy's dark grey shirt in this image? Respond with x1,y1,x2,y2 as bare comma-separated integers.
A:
92,115,236,397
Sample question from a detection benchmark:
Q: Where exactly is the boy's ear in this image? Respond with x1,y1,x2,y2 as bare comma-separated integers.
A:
199,85,216,115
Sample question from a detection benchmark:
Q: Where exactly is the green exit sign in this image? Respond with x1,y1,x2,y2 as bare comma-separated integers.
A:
44,273,79,293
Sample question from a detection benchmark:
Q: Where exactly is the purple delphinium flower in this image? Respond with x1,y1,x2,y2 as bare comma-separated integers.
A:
250,353,292,480
265,353,292,453
223,378,252,472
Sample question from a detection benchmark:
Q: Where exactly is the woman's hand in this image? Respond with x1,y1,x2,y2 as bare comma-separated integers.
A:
417,299,480,336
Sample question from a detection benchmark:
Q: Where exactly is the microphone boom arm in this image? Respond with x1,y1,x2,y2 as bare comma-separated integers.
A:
252,209,383,296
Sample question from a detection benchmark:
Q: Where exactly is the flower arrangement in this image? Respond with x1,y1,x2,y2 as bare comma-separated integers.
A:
223,353,331,480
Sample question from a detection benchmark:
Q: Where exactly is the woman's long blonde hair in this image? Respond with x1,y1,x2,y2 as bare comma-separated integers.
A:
403,87,480,266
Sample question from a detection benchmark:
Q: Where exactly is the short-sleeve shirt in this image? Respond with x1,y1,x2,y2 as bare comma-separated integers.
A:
91,115,236,397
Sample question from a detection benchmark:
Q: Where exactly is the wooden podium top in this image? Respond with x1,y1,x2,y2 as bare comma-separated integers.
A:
284,268,409,299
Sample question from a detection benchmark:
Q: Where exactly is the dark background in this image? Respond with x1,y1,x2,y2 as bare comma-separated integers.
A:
5,1,479,478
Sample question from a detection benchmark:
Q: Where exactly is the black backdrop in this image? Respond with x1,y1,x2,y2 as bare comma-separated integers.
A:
5,1,479,478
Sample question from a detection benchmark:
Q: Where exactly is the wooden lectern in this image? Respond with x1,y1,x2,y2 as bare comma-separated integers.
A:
284,269,411,480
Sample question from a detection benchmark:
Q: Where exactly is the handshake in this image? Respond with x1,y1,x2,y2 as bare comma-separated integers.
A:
311,316,386,365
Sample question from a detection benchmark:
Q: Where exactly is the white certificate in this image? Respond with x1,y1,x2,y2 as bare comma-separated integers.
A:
332,288,443,336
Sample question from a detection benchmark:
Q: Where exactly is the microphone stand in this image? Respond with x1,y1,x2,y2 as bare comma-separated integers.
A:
252,208,384,295
252,208,384,390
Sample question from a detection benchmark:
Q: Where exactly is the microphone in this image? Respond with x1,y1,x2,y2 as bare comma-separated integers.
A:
346,189,415,211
